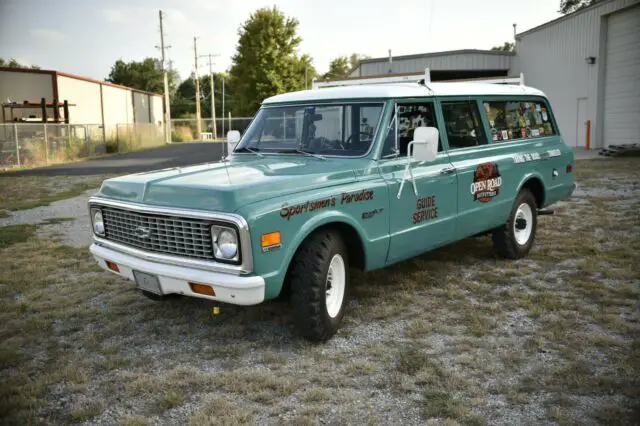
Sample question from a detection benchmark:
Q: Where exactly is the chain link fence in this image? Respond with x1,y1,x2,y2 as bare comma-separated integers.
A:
111,123,165,153
0,123,106,169
171,118,253,142
0,118,252,169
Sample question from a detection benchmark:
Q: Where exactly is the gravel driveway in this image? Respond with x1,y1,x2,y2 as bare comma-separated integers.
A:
0,158,638,426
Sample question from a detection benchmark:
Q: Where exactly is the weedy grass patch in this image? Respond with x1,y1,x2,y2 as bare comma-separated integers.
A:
0,174,115,211
0,158,638,425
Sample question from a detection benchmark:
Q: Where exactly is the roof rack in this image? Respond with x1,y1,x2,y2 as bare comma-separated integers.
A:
312,68,525,89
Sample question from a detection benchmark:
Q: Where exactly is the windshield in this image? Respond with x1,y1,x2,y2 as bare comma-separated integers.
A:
234,103,384,157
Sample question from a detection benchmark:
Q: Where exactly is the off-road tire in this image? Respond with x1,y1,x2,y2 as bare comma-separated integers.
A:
492,189,538,259
290,230,349,342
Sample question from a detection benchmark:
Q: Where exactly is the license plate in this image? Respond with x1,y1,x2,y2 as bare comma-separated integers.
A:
133,270,162,295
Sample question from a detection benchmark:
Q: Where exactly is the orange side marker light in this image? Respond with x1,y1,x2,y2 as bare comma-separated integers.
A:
105,261,119,273
189,282,215,297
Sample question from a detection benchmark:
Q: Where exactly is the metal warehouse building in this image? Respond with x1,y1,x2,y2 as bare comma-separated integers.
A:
348,49,515,81
511,0,639,149
347,0,639,149
0,67,164,137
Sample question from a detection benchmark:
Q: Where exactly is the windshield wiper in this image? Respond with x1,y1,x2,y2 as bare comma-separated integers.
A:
277,148,327,160
234,146,264,157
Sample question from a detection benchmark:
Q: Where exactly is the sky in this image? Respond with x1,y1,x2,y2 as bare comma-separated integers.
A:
0,0,563,82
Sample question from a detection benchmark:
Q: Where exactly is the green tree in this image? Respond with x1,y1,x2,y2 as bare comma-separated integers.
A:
491,42,515,52
322,56,350,80
0,57,40,69
559,0,601,14
349,53,370,70
172,72,233,118
229,6,316,116
106,58,178,94
321,53,371,80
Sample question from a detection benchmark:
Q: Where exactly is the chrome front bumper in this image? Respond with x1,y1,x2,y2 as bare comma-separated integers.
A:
91,243,265,305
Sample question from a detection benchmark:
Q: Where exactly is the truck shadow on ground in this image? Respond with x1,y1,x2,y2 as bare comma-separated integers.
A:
138,235,499,348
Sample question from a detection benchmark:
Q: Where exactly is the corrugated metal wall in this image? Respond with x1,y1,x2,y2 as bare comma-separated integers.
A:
150,95,163,125
512,0,640,148
101,84,134,137
57,75,102,125
133,92,150,124
359,52,513,76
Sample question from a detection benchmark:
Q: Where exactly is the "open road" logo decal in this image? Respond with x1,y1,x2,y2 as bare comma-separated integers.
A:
471,162,502,203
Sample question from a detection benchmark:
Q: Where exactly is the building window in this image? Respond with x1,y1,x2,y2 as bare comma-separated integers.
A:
441,101,486,149
484,100,556,142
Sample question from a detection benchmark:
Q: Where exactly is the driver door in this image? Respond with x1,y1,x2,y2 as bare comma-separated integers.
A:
379,100,458,264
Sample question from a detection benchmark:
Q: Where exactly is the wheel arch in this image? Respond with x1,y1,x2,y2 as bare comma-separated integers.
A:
517,174,545,208
278,212,368,296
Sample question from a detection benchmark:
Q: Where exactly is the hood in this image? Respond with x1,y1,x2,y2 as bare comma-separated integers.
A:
97,155,365,212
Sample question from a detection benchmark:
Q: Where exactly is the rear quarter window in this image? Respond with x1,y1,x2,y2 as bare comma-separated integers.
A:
483,99,556,143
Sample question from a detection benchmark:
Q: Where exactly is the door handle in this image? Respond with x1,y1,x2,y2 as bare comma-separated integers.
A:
440,166,457,175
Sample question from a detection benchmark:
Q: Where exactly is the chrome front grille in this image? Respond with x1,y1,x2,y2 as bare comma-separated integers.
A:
101,207,214,260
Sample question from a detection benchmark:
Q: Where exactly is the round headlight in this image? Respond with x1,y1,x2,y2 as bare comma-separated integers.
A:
92,209,105,235
213,227,238,260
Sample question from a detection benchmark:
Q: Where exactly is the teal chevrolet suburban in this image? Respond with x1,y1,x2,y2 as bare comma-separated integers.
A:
88,76,575,341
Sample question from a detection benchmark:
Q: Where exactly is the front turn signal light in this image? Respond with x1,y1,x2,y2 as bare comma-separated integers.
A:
261,231,281,248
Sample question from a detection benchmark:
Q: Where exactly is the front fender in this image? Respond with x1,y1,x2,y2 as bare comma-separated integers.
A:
237,179,390,300
283,209,369,273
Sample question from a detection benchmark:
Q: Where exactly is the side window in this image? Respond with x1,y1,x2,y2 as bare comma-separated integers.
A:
441,101,486,150
381,102,441,158
484,99,556,142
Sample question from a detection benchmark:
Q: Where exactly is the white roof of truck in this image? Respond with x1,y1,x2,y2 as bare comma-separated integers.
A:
263,82,546,104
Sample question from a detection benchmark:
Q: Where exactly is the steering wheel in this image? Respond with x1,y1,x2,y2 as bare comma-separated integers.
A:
346,132,372,145
310,137,344,151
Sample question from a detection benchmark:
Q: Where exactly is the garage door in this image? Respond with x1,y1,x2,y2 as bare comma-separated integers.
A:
603,5,640,147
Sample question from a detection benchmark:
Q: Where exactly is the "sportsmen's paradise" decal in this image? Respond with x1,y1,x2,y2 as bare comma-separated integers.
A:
471,162,502,203
280,197,336,220
280,189,375,220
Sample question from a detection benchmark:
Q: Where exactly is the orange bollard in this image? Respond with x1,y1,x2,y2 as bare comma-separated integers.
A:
585,120,591,149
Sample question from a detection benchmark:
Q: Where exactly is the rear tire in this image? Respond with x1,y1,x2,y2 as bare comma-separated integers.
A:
492,189,538,259
290,229,349,342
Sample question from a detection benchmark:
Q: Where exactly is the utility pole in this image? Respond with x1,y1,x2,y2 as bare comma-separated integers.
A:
221,75,225,137
193,37,202,137
305,63,308,89
199,53,220,139
157,10,171,144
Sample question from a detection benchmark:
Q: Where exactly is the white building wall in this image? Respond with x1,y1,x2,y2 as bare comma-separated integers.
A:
101,84,134,137
56,75,102,125
0,71,54,121
150,95,163,125
512,0,640,148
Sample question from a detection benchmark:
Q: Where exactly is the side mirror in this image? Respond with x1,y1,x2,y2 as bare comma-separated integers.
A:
397,126,439,199
227,130,241,152
410,126,439,162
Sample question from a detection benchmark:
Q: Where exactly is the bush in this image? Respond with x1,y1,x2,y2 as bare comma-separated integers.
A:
173,126,193,142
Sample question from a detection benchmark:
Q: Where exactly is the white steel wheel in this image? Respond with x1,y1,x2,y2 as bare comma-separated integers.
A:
325,254,346,318
513,203,533,245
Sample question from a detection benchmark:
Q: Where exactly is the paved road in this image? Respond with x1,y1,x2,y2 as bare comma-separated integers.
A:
1,143,225,176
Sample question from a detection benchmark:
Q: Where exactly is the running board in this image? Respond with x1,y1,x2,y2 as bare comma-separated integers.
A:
538,209,554,216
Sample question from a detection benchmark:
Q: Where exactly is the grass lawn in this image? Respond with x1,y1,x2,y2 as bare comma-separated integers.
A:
0,158,638,425
0,174,116,212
